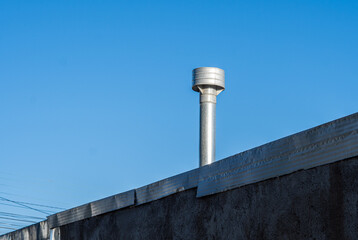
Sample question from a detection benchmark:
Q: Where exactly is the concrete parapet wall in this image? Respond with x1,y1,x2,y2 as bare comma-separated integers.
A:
47,112,358,230
0,221,48,240
2,113,358,239
58,157,358,240
1,157,358,239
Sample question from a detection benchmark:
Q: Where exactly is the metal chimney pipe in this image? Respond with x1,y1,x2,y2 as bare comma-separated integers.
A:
192,67,225,167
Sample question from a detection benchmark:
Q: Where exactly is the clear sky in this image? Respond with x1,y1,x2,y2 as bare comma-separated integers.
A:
1,0,358,234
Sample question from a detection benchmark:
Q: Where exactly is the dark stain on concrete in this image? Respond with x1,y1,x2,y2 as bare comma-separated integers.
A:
328,164,344,240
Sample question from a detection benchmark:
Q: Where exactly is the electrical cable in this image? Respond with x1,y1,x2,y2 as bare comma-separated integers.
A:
0,197,51,215
0,202,56,214
0,212,45,220
0,216,37,224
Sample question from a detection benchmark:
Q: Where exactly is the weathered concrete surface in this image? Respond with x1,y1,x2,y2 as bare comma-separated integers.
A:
0,221,49,240
59,157,358,240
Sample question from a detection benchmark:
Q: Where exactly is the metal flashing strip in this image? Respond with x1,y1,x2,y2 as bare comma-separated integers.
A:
46,113,358,229
136,168,199,205
47,190,135,229
197,112,358,197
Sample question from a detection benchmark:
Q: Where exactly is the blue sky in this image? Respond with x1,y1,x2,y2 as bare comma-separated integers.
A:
1,0,358,233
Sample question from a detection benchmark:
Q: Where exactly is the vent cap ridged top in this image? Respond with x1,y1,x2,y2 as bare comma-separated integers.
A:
192,67,225,92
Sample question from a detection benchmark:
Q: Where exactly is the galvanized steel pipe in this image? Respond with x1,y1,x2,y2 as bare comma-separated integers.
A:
192,67,225,167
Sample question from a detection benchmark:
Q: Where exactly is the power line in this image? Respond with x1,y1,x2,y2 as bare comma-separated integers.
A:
13,200,65,210
0,202,56,214
0,195,65,211
0,197,50,215
0,212,45,220
0,194,65,234
0,216,37,224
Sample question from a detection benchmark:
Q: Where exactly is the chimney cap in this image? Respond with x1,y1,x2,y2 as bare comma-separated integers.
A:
192,67,225,92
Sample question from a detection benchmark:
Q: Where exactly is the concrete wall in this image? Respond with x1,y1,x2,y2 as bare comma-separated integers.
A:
2,113,357,239
1,157,357,239
57,157,358,240
0,221,48,240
